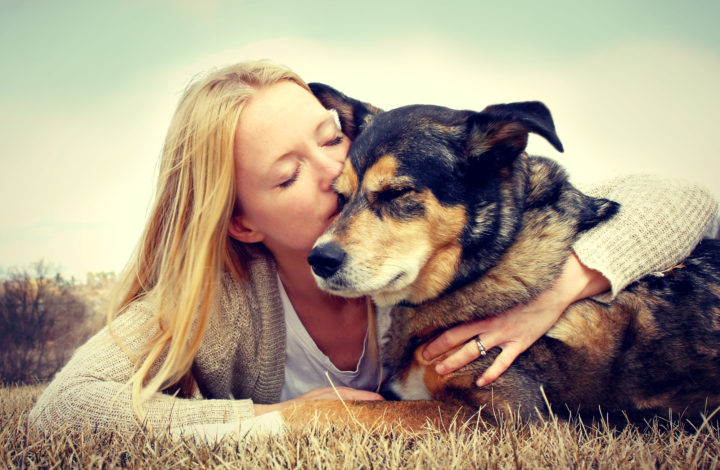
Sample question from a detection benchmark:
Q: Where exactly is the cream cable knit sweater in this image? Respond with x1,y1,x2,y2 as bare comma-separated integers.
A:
29,176,718,435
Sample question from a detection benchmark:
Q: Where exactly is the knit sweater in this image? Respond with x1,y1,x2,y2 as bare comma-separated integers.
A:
28,176,718,435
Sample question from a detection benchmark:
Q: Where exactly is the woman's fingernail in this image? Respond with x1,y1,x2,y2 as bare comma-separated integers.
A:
435,364,447,374
476,378,486,387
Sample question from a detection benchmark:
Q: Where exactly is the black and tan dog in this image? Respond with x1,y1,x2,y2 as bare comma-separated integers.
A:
285,84,720,430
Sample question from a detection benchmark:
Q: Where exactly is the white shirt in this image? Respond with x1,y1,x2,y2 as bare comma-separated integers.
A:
278,277,389,401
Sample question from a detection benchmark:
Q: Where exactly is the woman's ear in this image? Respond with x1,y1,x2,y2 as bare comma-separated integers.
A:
228,215,265,243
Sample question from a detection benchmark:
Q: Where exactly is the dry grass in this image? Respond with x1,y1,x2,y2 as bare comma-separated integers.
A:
3,385,720,469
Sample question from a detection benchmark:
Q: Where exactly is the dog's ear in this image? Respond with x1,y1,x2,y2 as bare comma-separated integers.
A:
308,82,383,140
466,101,563,165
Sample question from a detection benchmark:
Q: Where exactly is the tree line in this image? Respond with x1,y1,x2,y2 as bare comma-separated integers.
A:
0,261,109,384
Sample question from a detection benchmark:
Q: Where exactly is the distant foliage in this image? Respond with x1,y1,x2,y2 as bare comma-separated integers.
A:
0,261,91,384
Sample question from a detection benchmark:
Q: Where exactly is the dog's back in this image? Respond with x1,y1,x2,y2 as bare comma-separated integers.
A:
595,239,720,415
390,241,720,424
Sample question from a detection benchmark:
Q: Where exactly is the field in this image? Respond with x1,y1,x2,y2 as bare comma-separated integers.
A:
3,385,720,469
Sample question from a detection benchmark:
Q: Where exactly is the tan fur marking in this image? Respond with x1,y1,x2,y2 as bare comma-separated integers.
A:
489,122,529,150
470,122,529,156
633,394,720,411
526,160,556,201
548,296,663,367
547,301,620,357
409,192,466,303
334,158,358,195
413,344,463,396
332,184,465,303
280,399,473,433
364,154,404,194
708,282,720,300
632,300,660,337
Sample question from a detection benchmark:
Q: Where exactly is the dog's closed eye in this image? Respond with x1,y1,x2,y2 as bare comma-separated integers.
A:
379,187,413,202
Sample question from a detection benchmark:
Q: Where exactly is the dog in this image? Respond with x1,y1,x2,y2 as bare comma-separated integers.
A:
281,83,720,431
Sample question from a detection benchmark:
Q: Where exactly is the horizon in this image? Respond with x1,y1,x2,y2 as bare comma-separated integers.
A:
1,0,718,278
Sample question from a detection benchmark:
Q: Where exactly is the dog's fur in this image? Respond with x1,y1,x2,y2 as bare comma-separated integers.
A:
287,83,720,430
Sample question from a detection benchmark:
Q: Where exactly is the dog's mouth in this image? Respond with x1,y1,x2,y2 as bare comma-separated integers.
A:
312,264,413,306
315,270,405,292
386,271,407,288
309,233,429,306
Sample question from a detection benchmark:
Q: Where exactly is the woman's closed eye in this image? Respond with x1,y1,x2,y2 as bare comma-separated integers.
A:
278,167,300,188
323,135,344,147
277,133,344,189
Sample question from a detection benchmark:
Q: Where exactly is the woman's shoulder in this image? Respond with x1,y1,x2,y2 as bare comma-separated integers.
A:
217,250,282,321
197,250,284,380
221,249,277,296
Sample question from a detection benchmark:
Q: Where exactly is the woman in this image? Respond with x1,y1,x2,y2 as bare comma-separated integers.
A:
29,61,718,436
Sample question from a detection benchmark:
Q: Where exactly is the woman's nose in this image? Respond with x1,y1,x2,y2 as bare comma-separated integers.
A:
315,153,346,189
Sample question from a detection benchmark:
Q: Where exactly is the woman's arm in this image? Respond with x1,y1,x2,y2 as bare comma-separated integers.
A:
29,298,384,440
573,174,718,298
28,302,256,436
424,252,607,386
423,175,719,385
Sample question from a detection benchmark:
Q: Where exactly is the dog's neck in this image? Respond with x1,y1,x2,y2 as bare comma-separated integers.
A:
384,155,600,348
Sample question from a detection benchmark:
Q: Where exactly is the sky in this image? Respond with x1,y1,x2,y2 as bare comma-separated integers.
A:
1,0,719,280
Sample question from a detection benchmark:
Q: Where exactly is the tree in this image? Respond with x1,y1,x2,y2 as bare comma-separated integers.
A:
0,261,89,384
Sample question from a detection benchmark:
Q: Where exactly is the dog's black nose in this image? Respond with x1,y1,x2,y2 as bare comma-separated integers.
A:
308,243,346,278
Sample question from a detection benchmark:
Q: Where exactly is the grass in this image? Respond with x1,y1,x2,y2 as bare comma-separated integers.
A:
3,384,720,469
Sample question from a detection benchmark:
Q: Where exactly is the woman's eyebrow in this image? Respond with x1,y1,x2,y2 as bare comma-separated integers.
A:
269,151,296,173
315,112,339,137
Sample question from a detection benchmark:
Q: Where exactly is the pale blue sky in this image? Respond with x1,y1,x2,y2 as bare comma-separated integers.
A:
1,0,718,278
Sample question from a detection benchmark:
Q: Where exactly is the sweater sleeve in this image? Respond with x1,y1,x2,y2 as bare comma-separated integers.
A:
28,300,256,438
573,175,719,299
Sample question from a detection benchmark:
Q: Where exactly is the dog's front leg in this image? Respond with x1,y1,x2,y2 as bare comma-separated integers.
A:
389,345,549,423
279,399,475,433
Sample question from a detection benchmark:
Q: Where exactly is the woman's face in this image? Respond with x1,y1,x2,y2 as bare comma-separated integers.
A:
230,81,350,258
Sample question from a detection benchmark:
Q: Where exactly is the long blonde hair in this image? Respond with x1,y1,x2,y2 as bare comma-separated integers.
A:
109,60,309,419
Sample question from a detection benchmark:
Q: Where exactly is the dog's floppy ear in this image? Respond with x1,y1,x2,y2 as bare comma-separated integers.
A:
309,82,383,140
467,101,563,164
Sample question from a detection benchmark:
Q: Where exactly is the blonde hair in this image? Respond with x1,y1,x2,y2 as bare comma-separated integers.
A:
108,60,309,419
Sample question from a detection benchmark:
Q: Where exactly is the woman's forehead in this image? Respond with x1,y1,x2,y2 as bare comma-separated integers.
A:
239,83,323,138
234,82,332,169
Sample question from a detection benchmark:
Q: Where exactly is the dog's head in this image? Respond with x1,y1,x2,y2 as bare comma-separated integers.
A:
307,83,568,307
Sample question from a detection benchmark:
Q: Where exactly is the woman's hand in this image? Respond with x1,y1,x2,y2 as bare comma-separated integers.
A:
254,386,384,415
422,252,610,387
290,386,384,403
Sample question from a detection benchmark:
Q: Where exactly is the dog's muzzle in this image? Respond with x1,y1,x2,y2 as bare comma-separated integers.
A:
308,242,346,279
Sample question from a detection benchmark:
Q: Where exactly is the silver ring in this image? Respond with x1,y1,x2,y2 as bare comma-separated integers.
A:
475,336,487,356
